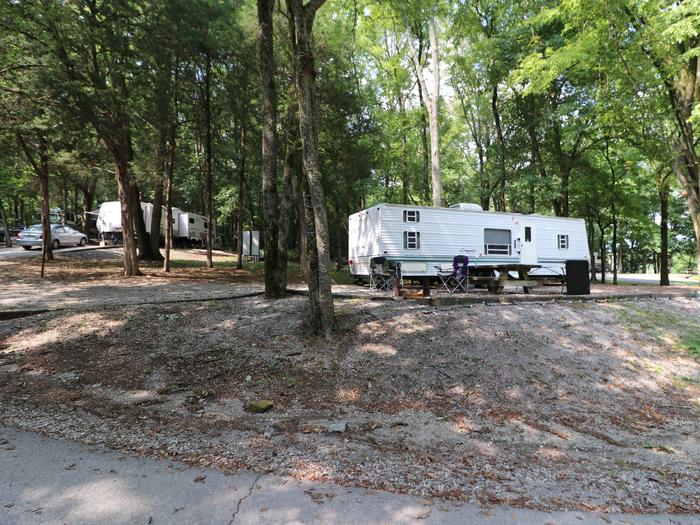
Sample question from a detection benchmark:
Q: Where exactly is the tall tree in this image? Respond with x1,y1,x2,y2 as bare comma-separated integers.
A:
286,0,334,336
258,0,284,297
407,17,442,207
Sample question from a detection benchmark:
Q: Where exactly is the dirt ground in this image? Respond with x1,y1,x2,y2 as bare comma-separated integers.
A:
0,251,699,514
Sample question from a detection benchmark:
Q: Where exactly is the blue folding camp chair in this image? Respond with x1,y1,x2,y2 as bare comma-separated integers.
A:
436,255,470,293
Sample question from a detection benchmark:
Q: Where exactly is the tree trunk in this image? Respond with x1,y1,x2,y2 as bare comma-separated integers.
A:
588,219,597,282
129,183,155,260
277,93,298,292
398,93,409,205
419,105,430,204
408,18,442,207
150,133,166,260
79,178,96,238
259,0,284,298
114,153,140,276
659,181,670,286
612,214,618,285
163,64,179,274
17,133,53,263
61,176,68,220
297,167,307,275
204,52,214,269
163,133,175,273
287,0,334,336
491,84,507,212
0,200,11,247
236,123,246,270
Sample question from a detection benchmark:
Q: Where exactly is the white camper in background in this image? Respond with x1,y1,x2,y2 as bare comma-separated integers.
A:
97,201,153,244
348,203,589,279
159,207,182,240
177,212,210,247
241,230,260,256
96,201,123,243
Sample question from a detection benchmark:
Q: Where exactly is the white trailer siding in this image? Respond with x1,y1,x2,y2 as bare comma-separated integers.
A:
348,207,382,276
348,204,589,277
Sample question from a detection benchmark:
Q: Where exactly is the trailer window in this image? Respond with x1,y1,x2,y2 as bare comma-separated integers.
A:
524,226,532,242
403,231,420,249
204,221,209,229
403,210,420,223
484,228,511,255
558,234,569,249
189,218,195,224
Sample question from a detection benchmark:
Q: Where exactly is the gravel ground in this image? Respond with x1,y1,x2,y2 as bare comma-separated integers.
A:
1,293,699,514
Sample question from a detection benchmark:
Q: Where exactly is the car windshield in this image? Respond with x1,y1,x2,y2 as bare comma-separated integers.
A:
27,225,42,232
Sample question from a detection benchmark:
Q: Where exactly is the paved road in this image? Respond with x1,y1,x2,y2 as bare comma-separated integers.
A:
596,273,698,286
1,426,696,525
0,245,115,260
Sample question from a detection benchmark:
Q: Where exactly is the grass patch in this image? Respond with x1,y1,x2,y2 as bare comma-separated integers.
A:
640,443,676,454
674,375,700,387
676,334,700,360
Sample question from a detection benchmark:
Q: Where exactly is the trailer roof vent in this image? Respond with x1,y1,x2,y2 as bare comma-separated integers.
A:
449,203,483,211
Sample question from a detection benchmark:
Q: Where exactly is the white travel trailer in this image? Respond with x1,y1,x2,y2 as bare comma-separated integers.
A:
97,200,215,246
97,201,153,243
348,203,589,279
177,212,211,247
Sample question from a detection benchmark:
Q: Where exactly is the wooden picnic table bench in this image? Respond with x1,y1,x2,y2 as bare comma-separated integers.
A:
468,263,542,294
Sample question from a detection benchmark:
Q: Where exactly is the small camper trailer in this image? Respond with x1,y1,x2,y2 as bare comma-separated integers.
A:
177,212,210,247
348,203,589,279
97,201,154,244
97,201,215,246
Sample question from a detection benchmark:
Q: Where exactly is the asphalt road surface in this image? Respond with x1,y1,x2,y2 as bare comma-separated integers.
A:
1,426,696,525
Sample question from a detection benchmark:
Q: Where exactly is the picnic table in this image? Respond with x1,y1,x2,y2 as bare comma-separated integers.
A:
468,263,542,294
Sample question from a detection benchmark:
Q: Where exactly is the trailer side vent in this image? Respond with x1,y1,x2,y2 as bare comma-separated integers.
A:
558,234,569,249
403,231,420,249
403,210,420,222
484,228,511,255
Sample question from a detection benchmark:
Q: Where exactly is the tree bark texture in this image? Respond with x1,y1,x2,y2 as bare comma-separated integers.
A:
0,200,11,247
287,0,334,336
17,133,53,263
491,84,507,212
150,132,166,260
408,18,442,207
236,123,247,270
258,0,284,297
659,177,670,286
204,52,214,268
277,93,298,292
129,183,155,260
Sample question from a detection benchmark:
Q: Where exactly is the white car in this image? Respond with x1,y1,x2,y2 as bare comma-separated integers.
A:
16,224,88,250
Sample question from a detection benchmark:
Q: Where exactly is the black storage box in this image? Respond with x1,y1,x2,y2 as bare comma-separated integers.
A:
566,259,590,295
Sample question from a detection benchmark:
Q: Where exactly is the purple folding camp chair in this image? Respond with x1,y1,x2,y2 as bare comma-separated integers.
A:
436,255,470,293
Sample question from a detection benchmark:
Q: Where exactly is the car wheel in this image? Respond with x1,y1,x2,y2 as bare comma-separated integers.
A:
79,237,87,246
22,246,32,251
51,239,60,250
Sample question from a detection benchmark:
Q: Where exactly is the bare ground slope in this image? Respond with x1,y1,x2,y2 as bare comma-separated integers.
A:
1,293,699,514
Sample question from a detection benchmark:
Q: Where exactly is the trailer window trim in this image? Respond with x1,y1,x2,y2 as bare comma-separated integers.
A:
403,231,420,249
484,228,512,256
403,210,420,223
558,234,569,249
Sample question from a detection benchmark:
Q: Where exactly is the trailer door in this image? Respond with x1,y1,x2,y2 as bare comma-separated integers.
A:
518,221,537,265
